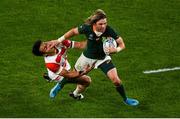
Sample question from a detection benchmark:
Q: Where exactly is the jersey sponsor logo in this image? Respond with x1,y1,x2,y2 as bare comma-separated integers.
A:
96,38,100,41
88,34,93,40
80,25,83,29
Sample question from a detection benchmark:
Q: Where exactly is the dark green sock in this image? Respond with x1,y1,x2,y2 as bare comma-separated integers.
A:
59,78,79,88
59,78,68,88
116,84,127,101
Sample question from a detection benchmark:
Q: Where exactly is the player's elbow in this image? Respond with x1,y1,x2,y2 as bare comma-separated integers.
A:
85,76,91,87
119,42,125,50
117,37,125,50
71,27,79,35
122,43,125,49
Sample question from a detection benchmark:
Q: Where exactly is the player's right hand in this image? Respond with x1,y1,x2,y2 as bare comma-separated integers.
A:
46,40,60,51
80,61,97,75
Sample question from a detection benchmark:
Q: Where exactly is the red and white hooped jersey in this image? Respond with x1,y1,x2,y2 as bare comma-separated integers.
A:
44,46,71,82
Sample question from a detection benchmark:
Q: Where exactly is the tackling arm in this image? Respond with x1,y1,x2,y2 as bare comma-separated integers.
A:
58,39,87,49
59,69,81,79
59,64,93,79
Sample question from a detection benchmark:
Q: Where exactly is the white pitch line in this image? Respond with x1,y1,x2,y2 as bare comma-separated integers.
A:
143,67,180,74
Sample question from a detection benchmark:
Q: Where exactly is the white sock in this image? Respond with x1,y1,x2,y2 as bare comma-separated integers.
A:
73,89,80,97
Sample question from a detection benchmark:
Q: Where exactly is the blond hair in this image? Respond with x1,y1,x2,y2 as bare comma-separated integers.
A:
85,9,107,25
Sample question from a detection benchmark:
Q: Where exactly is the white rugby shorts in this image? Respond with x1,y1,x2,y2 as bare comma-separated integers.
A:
75,53,111,71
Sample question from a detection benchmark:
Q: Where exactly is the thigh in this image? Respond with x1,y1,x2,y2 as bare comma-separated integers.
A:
106,68,121,85
95,55,111,68
75,53,96,71
98,60,115,75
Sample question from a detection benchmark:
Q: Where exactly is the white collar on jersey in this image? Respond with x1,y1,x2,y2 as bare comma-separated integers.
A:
94,30,103,37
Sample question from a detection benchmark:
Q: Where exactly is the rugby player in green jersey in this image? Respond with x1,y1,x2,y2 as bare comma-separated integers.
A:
46,9,139,106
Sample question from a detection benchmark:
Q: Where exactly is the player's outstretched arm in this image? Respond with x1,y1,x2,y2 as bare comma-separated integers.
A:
62,27,79,40
59,69,81,79
59,64,93,79
46,27,79,51
73,40,87,49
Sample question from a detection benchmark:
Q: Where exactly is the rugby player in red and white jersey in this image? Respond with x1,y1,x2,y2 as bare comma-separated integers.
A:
32,39,92,100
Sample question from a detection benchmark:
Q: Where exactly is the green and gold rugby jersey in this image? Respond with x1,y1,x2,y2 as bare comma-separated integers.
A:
78,24,119,59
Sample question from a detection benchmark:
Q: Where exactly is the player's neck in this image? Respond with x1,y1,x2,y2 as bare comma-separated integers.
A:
93,26,103,37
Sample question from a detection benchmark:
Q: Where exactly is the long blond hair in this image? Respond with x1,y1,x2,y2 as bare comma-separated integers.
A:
85,9,107,25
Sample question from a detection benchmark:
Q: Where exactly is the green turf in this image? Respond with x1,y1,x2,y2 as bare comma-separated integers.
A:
0,0,180,117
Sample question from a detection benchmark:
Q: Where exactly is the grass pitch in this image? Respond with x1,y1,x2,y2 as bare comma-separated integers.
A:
0,0,179,118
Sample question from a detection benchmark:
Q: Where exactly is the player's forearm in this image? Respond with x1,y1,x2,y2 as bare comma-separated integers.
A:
63,70,81,79
116,37,125,52
64,28,79,38
58,28,79,42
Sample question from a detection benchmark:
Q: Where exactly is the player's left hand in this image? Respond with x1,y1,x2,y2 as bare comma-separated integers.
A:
104,46,117,54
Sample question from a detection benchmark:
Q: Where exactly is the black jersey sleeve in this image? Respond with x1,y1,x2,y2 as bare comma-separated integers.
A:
78,24,88,34
105,26,120,40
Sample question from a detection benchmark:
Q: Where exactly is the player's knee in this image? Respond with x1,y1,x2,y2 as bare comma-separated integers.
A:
87,76,92,86
84,76,91,87
113,80,121,86
111,77,122,86
107,70,122,86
